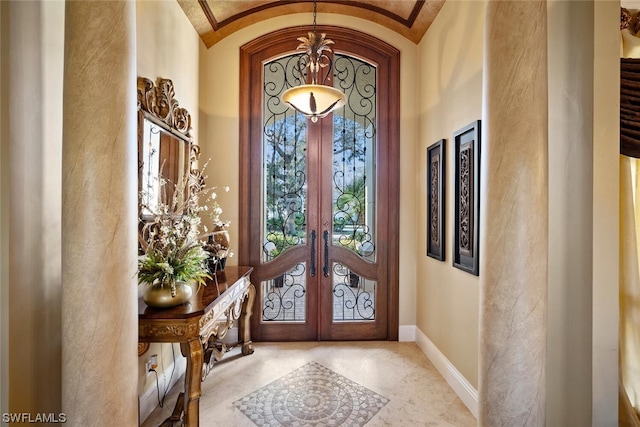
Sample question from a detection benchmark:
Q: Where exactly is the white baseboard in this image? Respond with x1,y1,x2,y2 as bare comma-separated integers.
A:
415,327,478,418
137,326,238,425
138,356,186,424
398,324,416,342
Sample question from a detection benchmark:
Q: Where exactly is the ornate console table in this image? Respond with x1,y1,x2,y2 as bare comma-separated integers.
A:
138,266,255,426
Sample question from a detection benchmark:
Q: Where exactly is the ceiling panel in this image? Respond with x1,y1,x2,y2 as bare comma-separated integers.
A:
177,0,445,47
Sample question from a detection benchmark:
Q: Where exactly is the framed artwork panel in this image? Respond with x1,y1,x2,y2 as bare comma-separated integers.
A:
453,120,481,275
427,139,445,260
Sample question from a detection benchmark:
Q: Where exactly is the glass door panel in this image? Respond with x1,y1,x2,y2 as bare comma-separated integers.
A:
331,55,377,263
261,262,307,322
260,54,314,329
331,262,376,322
262,54,308,262
241,26,398,341
328,54,378,327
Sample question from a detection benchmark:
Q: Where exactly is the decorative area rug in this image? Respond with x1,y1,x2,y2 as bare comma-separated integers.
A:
233,361,389,426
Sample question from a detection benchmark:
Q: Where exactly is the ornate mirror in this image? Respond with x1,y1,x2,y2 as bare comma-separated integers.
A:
137,77,199,220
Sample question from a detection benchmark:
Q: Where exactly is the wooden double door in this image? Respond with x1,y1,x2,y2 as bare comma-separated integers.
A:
239,26,399,341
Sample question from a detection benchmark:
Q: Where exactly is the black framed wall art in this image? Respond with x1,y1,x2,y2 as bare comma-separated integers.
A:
427,139,445,260
453,120,481,275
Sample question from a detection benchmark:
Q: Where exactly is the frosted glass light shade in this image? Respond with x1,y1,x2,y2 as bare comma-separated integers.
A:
281,84,347,122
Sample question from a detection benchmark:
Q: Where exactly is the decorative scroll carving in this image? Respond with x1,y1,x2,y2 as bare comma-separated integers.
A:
430,158,439,246
427,139,445,261
199,282,255,381
453,121,480,276
202,339,228,381
139,323,199,339
190,144,202,178
458,146,471,254
137,76,202,242
198,308,218,331
227,294,244,320
200,317,232,346
199,288,250,345
137,77,192,138
138,342,150,357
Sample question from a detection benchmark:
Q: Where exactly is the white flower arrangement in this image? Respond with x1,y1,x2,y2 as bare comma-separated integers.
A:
138,161,231,294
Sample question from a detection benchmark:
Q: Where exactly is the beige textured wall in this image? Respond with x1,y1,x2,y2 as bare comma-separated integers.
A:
416,0,484,389
3,0,64,416
137,0,202,143
61,1,138,422
416,0,619,418
135,0,206,411
201,13,419,327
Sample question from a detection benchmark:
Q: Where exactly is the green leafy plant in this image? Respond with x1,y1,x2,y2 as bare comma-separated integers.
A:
138,242,210,295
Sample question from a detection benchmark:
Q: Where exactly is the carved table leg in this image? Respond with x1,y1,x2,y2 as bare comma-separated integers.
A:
180,339,203,427
239,283,255,356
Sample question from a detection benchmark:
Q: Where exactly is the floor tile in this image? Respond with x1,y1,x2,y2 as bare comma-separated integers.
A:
139,342,476,427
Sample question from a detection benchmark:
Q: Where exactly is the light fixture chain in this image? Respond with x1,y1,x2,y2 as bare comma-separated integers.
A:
313,1,317,32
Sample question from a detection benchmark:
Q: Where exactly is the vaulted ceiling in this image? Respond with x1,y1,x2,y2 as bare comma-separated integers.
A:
178,0,446,48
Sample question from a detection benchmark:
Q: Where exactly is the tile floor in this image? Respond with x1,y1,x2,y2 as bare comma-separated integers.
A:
140,341,476,427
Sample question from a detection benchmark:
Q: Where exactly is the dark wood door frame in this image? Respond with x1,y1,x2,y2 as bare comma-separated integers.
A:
239,25,400,341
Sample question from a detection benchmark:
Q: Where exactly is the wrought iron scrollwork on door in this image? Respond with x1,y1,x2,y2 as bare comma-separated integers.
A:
331,54,376,262
262,54,309,261
262,263,307,322
332,262,375,321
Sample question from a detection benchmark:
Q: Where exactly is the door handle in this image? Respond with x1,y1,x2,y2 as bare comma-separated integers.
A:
323,230,329,277
310,230,316,277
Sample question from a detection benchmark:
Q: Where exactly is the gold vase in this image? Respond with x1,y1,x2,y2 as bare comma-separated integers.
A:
143,280,193,308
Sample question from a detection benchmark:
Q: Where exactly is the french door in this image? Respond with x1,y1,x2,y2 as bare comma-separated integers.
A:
240,26,399,341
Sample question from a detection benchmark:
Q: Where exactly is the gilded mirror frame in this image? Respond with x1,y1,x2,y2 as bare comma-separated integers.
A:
137,77,200,222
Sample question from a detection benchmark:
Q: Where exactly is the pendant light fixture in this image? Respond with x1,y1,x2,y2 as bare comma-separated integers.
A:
281,1,347,122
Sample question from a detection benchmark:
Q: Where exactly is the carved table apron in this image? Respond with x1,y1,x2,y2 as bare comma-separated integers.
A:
139,266,255,427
